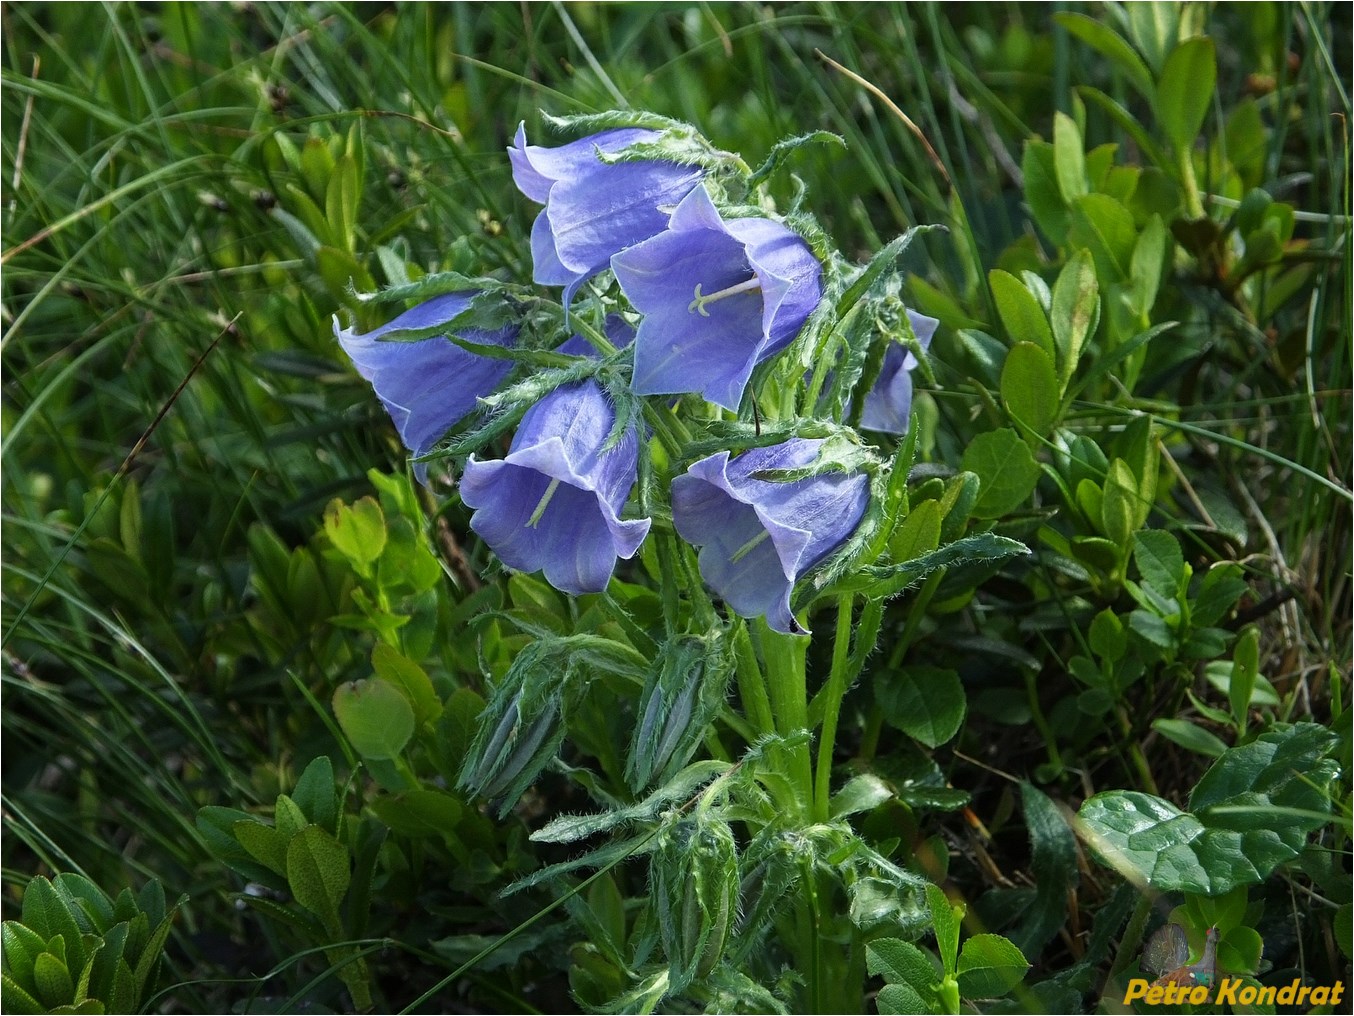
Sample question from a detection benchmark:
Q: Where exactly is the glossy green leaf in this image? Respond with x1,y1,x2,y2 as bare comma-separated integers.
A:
1134,530,1183,596
291,756,338,833
1008,783,1078,959
867,937,937,996
960,428,1040,520
877,666,965,749
33,951,75,1009
1078,724,1340,893
926,883,962,975
1052,112,1088,202
333,678,416,761
1156,38,1217,154
989,270,1055,358
233,820,289,878
1001,342,1059,437
877,982,931,1015
323,496,386,568
1050,249,1099,389
1021,142,1069,244
956,934,1028,999
371,642,442,727
889,499,942,563
1068,194,1136,282
1100,459,1138,547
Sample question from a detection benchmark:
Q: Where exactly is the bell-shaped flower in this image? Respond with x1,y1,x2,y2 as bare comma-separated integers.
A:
460,324,650,595
335,292,518,484
671,438,868,633
860,310,939,435
510,123,703,305
611,186,823,411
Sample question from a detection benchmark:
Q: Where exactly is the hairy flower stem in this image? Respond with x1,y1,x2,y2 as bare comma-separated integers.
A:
756,617,812,821
733,620,775,735
813,594,856,822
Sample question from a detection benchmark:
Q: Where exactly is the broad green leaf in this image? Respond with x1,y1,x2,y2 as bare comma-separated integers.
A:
1078,724,1339,894
1054,13,1155,100
1001,342,1059,437
877,982,931,1015
368,789,464,841
877,666,966,748
3,970,44,1014
889,499,942,562
1134,530,1183,596
286,825,351,927
195,807,282,886
333,679,416,761
989,270,1055,357
1156,38,1217,154
1052,112,1088,202
1100,459,1138,547
1050,249,1099,390
1068,194,1136,282
291,756,338,833
233,821,289,878
1126,1,1179,74
323,496,386,567
960,428,1040,520
1152,718,1227,758
371,643,442,727
1128,215,1168,316
926,883,961,975
831,774,894,819
956,934,1028,998
20,880,85,972
1088,609,1127,662
867,937,938,993
1021,142,1069,244
3,922,46,987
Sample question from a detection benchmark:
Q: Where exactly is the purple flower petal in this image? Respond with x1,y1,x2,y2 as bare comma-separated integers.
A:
671,438,868,633
460,377,650,595
860,310,939,435
613,186,823,411
335,292,518,484
510,124,703,300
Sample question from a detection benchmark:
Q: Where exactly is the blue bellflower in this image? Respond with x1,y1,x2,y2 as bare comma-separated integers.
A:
335,292,518,484
509,124,704,305
460,323,651,595
860,310,939,435
611,186,823,411
670,438,868,633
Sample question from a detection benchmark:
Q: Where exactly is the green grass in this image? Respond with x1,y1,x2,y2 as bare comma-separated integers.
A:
3,2,1349,1011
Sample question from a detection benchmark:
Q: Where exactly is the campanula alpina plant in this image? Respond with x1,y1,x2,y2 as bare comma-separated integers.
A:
670,438,869,634
329,109,1032,1014
510,123,705,305
334,291,518,484
460,329,650,595
612,184,823,410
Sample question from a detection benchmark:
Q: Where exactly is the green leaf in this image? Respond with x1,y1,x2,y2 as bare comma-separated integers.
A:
323,496,386,568
1021,142,1069,245
1134,530,1183,596
1151,718,1228,758
1054,14,1156,101
1008,783,1078,959
926,883,961,975
877,982,931,1015
232,821,289,878
1155,38,1217,154
20,880,85,972
1128,215,1168,316
3,922,46,987
371,643,442,727
956,934,1028,999
1100,459,1138,548
989,270,1055,358
867,937,937,991
333,678,415,761
33,951,75,1009
291,757,338,833
1088,609,1128,662
1050,249,1099,390
1000,342,1059,437
961,428,1040,520
1052,112,1088,202
831,774,895,819
1068,194,1136,283
1078,724,1340,894
889,499,942,562
3,970,45,1014
285,825,351,928
877,666,966,749
368,789,464,841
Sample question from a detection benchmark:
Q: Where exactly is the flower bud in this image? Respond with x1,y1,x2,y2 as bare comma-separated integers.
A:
652,812,739,989
625,634,731,792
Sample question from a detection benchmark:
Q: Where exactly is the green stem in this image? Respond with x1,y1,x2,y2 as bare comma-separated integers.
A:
757,618,813,818
1110,892,1155,983
799,857,823,1014
813,595,856,822
1023,669,1064,776
733,620,775,734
